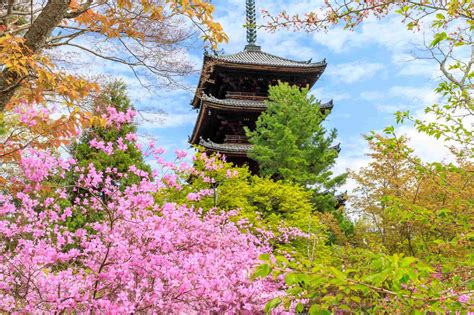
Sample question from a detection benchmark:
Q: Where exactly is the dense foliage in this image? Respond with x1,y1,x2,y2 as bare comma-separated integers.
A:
247,82,344,189
257,2,473,313
257,134,472,313
0,91,472,313
157,150,329,257
0,0,472,313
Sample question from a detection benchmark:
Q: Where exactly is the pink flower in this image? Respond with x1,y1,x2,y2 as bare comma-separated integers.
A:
186,192,200,201
117,137,128,151
89,138,114,156
458,294,469,304
14,101,51,128
175,149,188,159
125,133,137,142
3,125,285,312
104,107,136,128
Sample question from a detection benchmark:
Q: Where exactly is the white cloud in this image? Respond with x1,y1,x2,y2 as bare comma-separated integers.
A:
392,53,439,79
327,62,385,84
313,16,425,55
311,87,351,102
374,104,406,113
137,111,196,129
312,28,355,53
399,125,454,163
359,91,384,101
359,86,439,109
389,86,439,105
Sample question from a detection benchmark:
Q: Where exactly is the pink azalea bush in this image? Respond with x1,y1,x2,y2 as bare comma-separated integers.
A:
0,108,282,313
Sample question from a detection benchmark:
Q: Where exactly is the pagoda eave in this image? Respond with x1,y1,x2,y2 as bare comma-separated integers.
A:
200,95,266,110
203,50,327,70
198,138,252,157
209,60,327,73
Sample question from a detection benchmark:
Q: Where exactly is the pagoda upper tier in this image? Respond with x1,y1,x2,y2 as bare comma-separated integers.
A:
188,1,332,170
188,43,331,171
191,45,327,109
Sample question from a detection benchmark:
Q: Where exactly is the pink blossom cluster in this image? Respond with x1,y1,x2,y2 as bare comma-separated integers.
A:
1,143,282,312
186,188,214,201
19,149,74,188
89,138,114,155
277,226,310,243
14,101,51,127
104,106,136,128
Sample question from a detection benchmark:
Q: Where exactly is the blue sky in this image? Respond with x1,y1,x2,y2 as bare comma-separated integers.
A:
62,0,454,193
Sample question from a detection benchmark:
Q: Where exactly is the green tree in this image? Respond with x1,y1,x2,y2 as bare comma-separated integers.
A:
70,81,151,186
66,80,151,229
247,83,342,186
246,82,350,237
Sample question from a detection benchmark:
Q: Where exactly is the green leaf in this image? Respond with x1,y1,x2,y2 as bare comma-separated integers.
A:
308,304,320,315
430,32,448,47
264,297,281,313
400,256,417,267
285,273,298,286
351,295,361,303
253,264,272,279
259,253,271,261
330,267,347,281
295,303,304,313
383,125,395,135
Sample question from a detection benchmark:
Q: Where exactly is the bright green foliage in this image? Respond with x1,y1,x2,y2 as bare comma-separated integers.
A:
258,248,472,313
257,131,473,313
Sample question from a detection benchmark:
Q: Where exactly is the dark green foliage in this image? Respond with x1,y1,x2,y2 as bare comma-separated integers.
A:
246,82,351,237
246,82,346,189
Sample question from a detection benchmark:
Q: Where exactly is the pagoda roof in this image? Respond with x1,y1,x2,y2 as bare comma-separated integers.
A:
192,47,327,108
331,143,341,153
199,138,252,156
206,47,326,69
199,139,339,155
201,94,267,110
320,100,334,111
201,94,334,111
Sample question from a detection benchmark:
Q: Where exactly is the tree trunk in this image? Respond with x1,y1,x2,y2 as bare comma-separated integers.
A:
0,0,71,111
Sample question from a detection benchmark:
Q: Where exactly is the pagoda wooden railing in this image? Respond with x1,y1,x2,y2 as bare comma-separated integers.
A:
224,134,248,143
225,91,267,100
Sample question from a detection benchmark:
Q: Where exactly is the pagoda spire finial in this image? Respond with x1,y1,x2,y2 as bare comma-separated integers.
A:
245,0,260,51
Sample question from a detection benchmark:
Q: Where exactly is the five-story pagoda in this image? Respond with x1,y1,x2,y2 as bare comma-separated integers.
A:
189,0,333,170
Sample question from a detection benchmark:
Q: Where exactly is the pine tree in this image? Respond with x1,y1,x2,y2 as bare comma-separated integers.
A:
246,82,350,238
